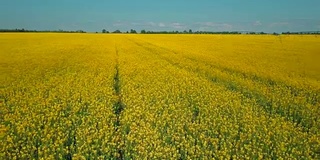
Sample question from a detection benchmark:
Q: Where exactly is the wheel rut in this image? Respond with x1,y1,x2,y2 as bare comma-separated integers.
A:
126,38,318,132
112,45,126,159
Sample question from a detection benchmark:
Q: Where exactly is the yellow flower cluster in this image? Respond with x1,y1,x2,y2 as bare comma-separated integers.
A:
0,33,319,159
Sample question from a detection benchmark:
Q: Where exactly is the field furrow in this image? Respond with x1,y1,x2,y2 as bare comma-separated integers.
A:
127,36,320,133
1,34,319,159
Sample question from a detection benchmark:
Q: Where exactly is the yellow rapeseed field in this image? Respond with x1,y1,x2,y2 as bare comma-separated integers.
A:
0,33,319,159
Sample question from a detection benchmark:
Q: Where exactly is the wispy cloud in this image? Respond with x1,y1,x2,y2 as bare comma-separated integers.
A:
131,22,142,26
146,22,157,27
112,21,158,28
195,22,233,31
158,22,166,27
269,22,290,27
253,21,262,26
112,21,123,27
109,19,320,32
170,22,186,29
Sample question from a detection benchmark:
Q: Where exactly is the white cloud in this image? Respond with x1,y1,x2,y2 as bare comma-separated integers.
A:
146,22,157,27
253,21,262,26
205,22,216,27
170,22,186,29
196,22,233,30
112,21,123,27
158,22,166,27
131,22,142,26
269,22,289,27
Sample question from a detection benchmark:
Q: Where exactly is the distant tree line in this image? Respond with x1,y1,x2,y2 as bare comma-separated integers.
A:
281,31,320,35
101,29,137,33
0,28,86,33
100,29,244,34
102,29,320,35
2,28,320,35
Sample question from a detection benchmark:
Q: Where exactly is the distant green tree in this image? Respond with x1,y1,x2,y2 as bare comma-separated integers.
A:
113,30,121,33
189,29,193,34
140,29,146,34
76,30,85,33
102,29,107,33
130,29,137,33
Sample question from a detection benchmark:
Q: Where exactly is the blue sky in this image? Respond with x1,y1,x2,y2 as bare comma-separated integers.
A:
1,0,320,32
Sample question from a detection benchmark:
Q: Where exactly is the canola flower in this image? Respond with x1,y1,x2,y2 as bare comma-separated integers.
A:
0,33,319,159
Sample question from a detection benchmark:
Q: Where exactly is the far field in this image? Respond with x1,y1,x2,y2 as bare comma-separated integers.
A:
0,33,319,159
